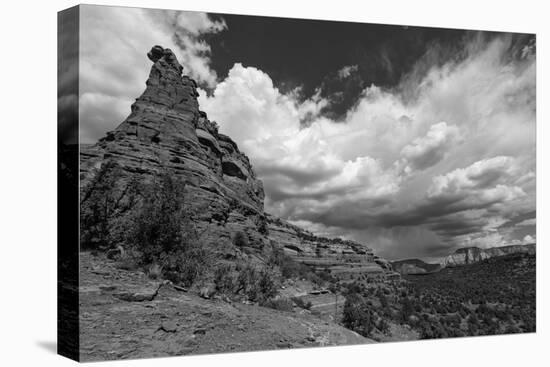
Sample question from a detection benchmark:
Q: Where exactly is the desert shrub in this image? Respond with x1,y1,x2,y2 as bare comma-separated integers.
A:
378,317,390,334
267,247,285,267
126,173,210,286
233,231,249,248
214,264,235,293
291,297,313,310
344,282,364,298
257,269,278,301
400,297,414,323
236,264,259,301
235,265,278,302
80,161,133,250
317,269,337,284
261,297,294,312
342,293,376,337
256,216,268,235
130,174,186,261
161,245,210,286
80,164,211,287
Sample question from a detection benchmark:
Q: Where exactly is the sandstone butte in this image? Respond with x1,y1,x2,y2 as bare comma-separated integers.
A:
442,243,536,267
80,45,398,282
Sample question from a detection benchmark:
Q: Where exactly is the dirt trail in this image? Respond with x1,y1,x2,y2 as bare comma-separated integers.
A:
79,252,373,361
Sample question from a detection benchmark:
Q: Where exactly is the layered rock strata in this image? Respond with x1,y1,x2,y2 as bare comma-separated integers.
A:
442,244,536,267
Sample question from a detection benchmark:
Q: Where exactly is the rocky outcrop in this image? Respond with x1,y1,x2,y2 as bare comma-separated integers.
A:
266,215,390,280
442,247,489,267
391,259,441,275
484,244,536,257
442,244,536,267
80,45,393,282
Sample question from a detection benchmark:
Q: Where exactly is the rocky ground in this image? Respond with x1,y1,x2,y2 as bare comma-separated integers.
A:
79,252,373,361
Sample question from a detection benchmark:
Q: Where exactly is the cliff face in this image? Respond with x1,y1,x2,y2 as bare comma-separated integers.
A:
80,46,390,281
442,244,536,267
391,244,536,275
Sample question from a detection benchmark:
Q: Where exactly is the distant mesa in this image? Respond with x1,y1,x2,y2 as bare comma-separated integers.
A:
443,244,536,267
392,243,536,275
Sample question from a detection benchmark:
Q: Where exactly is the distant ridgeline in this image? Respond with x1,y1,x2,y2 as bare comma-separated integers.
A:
79,45,398,283
391,244,536,275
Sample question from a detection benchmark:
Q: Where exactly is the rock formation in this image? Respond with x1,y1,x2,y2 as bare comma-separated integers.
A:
80,46,393,282
442,244,536,268
391,259,442,275
391,243,536,275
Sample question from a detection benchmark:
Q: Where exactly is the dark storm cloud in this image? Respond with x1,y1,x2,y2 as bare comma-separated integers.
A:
58,7,79,145
277,153,531,259
207,16,472,120
257,164,340,187
498,210,536,229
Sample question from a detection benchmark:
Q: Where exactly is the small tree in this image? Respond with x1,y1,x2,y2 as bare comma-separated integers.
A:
400,297,414,323
236,264,259,301
233,231,249,248
342,293,375,337
127,173,209,286
257,269,278,302
214,264,235,293
80,161,129,249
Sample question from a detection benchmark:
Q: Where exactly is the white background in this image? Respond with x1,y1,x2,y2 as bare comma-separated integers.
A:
0,0,548,365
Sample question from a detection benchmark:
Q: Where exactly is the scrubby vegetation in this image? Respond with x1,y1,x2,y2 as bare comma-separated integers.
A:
81,162,211,287
291,297,313,310
80,161,136,250
267,247,335,286
212,262,280,304
232,231,249,248
338,253,535,340
262,298,295,312
128,173,210,286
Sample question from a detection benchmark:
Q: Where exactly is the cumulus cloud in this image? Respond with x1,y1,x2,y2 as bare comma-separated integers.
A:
516,218,536,227
199,64,403,220
400,122,460,171
79,5,226,143
201,35,535,260
427,156,522,199
337,64,358,79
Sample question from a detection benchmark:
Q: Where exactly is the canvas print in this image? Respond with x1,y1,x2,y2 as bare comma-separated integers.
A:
57,4,536,362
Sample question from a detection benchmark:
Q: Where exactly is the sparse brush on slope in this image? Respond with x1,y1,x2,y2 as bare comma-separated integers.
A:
125,172,211,287
214,263,279,303
80,161,138,250
81,165,212,287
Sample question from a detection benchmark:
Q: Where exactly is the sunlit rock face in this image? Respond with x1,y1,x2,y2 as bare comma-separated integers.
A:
80,45,391,280
442,244,536,267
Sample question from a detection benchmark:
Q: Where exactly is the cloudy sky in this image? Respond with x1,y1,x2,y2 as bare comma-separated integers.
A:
78,5,536,261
